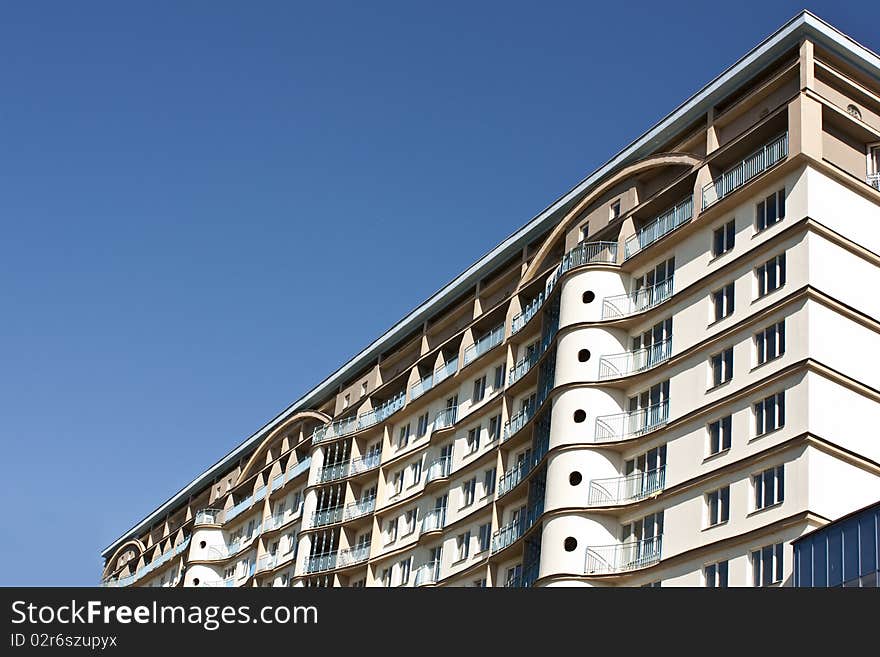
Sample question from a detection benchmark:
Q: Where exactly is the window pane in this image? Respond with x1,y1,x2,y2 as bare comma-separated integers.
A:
828,530,843,586
719,560,728,587
844,521,860,583
859,515,877,576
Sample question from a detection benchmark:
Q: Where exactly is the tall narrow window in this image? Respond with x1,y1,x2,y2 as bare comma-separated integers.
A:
756,189,786,232
753,465,784,510
755,321,785,365
397,423,410,449
493,365,504,391
461,477,476,507
472,376,487,403
456,531,471,561
755,391,785,436
478,523,492,552
704,561,729,587
751,543,784,586
713,220,735,257
713,283,735,321
466,426,481,454
483,467,497,497
610,200,621,221
706,486,730,526
756,253,786,297
707,415,732,455
416,412,429,438
488,414,502,443
710,347,734,387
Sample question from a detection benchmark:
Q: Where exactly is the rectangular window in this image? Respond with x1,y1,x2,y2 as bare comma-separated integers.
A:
473,578,487,588
755,321,785,366
710,347,734,387
403,508,417,535
478,522,492,552
392,471,403,496
473,376,487,403
712,220,735,257
416,412,429,438
754,391,785,436
756,189,786,232
753,465,784,510
713,283,735,321
385,517,398,543
707,415,732,455
397,423,410,449
494,365,504,391
580,222,590,241
457,531,471,561
756,253,786,297
409,460,422,486
343,393,350,409
704,561,729,587
488,415,502,443
483,467,497,497
610,200,621,221
751,542,784,586
706,486,730,527
466,426,481,454
399,558,411,585
462,478,476,508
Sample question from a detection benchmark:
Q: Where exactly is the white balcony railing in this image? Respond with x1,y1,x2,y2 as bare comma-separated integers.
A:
491,517,527,554
285,457,312,484
434,406,458,430
343,496,376,521
560,240,619,273
412,357,460,399
597,338,673,380
195,509,222,525
502,403,535,443
337,543,371,568
463,324,504,366
414,561,441,586
508,349,540,386
586,466,667,506
311,392,406,444
868,173,880,190
601,278,673,320
305,551,338,574
424,455,452,483
624,197,693,259
256,553,278,573
420,508,447,533
702,133,788,209
310,506,344,528
594,401,669,443
584,536,663,574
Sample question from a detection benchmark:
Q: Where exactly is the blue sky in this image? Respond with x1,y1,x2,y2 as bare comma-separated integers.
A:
0,2,876,586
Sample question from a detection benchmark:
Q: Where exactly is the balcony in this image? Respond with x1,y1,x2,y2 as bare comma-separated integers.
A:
869,173,880,190
206,528,261,560
414,561,441,586
491,517,527,554
560,240,619,274
434,406,458,430
305,551,338,574
349,452,381,476
425,455,452,483
624,197,693,260
509,349,540,386
343,496,376,521
412,358,459,399
263,501,303,531
512,292,546,335
502,403,535,443
310,506,344,528
420,508,447,533
358,392,406,430
463,324,504,366
601,278,673,320
204,577,236,588
497,437,549,498
586,466,667,506
285,457,312,484
597,338,673,380
337,543,371,568
195,509,222,525
101,538,191,587
584,536,663,574
256,553,278,573
594,401,669,442
701,132,788,209
312,416,358,444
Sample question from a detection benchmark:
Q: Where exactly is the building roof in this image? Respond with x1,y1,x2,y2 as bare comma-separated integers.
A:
102,10,880,558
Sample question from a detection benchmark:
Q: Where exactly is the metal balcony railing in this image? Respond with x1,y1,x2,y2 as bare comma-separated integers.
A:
584,536,663,574
349,452,381,476
195,509,222,525
868,173,880,190
305,551,338,574
624,197,693,259
420,508,447,533
285,457,311,484
509,349,540,386
497,437,549,498
702,132,788,209
597,338,673,380
463,324,504,365
425,455,452,483
512,293,546,335
256,554,278,573
586,466,667,506
343,496,376,521
310,506,344,528
337,543,371,568
492,517,527,554
415,561,441,586
358,392,406,430
502,403,535,443
560,240,619,273
101,538,192,587
602,277,673,320
271,473,284,492
311,416,358,444
594,401,669,442
434,406,458,430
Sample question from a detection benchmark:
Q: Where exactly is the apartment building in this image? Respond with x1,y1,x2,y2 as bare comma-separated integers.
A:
100,12,880,588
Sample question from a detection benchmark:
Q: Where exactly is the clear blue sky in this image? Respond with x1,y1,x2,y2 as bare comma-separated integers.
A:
0,2,876,586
